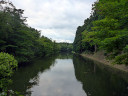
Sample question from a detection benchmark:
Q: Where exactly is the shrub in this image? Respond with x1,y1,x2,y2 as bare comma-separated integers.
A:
0,52,18,78
114,54,128,65
0,52,18,89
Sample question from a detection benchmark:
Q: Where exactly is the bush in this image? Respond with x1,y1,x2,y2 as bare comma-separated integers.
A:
114,54,128,65
0,52,18,90
0,52,18,78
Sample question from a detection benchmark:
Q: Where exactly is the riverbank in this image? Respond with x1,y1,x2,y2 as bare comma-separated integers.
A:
81,51,128,73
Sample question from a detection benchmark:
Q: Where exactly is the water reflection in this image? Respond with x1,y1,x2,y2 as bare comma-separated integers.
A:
73,55,128,96
9,56,57,96
30,59,85,96
9,53,86,96
9,54,128,96
56,52,73,59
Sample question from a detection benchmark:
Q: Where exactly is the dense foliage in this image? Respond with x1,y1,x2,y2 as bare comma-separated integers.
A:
0,52,17,78
0,52,17,92
0,0,59,63
0,0,61,94
58,43,73,52
73,0,128,65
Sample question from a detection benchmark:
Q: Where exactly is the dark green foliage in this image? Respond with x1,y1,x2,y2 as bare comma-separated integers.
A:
73,26,85,53
73,7,98,53
58,42,73,52
0,1,60,94
0,1,59,63
114,54,128,65
37,36,60,56
73,0,128,65
114,45,128,65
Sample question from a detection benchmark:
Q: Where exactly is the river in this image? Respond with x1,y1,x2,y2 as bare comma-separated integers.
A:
9,53,128,96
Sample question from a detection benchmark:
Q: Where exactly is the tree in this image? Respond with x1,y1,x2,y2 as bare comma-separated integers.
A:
73,0,128,64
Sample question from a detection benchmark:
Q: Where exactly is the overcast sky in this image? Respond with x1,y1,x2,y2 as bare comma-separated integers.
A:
11,0,96,43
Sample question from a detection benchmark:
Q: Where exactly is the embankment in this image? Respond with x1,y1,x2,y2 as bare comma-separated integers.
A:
81,51,128,73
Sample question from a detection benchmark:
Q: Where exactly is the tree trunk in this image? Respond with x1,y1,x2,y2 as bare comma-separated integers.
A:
95,44,97,53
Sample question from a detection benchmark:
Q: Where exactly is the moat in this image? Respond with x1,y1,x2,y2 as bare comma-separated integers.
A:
9,53,128,96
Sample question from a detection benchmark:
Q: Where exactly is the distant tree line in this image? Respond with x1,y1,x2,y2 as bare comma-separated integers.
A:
58,43,73,52
73,0,128,65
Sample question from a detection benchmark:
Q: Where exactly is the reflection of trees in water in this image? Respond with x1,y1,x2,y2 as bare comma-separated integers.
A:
8,53,73,95
57,53,73,59
73,55,128,96
9,56,57,96
25,76,39,96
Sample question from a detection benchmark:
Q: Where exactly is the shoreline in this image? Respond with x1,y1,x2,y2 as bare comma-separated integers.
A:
81,53,128,73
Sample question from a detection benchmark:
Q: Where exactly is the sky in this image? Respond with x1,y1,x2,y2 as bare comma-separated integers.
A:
11,0,96,43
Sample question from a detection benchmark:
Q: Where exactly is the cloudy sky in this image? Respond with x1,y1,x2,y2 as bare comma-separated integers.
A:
11,0,96,43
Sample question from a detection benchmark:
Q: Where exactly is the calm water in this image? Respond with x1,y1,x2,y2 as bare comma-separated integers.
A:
9,53,128,96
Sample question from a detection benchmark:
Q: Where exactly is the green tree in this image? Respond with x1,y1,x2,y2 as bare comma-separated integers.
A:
74,0,128,64
0,0,59,63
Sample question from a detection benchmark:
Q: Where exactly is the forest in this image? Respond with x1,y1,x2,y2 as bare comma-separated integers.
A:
58,43,73,52
0,0,73,95
1,0,128,95
73,0,128,65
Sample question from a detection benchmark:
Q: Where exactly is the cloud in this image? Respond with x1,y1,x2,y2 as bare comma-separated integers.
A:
11,0,96,43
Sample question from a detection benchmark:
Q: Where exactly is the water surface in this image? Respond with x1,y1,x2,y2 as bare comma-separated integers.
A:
9,53,128,96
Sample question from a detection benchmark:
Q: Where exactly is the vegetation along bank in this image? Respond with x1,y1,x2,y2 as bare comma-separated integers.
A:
73,0,128,71
0,1,73,95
